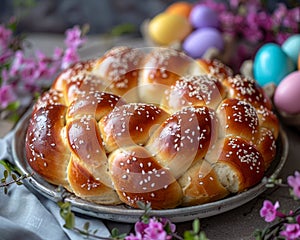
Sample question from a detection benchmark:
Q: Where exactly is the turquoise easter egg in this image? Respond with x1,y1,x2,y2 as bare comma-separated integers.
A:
282,34,300,65
253,43,295,86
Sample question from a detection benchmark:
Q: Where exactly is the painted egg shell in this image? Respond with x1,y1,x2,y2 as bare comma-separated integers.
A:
253,43,295,86
182,27,224,58
148,12,192,45
274,71,300,114
189,5,219,29
282,34,300,65
165,1,193,19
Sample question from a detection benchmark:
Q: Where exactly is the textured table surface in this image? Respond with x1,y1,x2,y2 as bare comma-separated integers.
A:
0,34,299,240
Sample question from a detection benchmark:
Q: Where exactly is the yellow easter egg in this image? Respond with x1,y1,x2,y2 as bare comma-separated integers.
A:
148,12,192,45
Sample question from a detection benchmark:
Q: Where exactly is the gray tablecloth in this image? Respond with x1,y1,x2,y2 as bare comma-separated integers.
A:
0,132,111,240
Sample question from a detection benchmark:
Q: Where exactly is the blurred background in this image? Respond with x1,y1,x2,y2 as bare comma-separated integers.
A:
0,0,298,36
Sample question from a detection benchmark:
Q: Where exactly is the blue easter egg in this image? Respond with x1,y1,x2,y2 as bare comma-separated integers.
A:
253,43,295,86
282,34,300,65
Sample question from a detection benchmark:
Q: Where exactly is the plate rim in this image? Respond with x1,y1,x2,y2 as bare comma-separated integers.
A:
12,110,289,223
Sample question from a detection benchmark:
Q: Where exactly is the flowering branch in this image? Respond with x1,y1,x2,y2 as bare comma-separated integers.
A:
256,171,300,240
0,19,88,121
0,159,33,194
58,200,208,240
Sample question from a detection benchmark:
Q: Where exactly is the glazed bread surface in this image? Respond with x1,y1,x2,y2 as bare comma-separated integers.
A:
25,47,279,209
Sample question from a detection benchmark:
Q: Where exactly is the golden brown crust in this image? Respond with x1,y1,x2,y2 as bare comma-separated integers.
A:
138,48,194,104
68,156,121,204
162,75,227,112
206,137,265,192
67,91,126,121
254,128,277,168
196,59,234,80
99,103,169,153
108,146,182,209
25,47,280,209
217,98,259,142
92,46,144,102
179,160,229,206
146,106,219,178
25,104,70,187
223,74,272,110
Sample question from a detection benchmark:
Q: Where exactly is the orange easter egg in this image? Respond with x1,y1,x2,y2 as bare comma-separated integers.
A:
166,1,193,19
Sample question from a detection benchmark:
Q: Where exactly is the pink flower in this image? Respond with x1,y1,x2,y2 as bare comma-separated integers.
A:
0,24,12,49
61,48,80,69
125,233,142,240
160,218,176,233
229,0,240,9
280,223,300,240
64,25,86,49
272,3,288,28
288,171,300,199
9,50,24,77
19,58,40,85
257,11,273,31
144,218,167,240
201,0,227,13
260,200,280,222
134,221,148,236
125,217,175,240
0,48,13,64
52,47,64,60
0,84,16,109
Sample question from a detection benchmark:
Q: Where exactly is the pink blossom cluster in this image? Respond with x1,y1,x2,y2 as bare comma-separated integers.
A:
125,217,176,240
259,171,300,239
200,0,300,69
0,22,86,110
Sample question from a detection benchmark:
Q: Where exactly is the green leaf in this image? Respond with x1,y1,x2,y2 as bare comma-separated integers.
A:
111,23,136,36
136,201,146,210
193,219,200,234
83,221,90,231
4,170,8,179
63,211,75,229
11,174,17,181
183,231,195,240
199,231,208,240
110,228,119,237
0,159,21,175
6,101,20,111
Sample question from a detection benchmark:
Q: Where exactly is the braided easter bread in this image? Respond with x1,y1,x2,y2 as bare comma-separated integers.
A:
25,47,279,209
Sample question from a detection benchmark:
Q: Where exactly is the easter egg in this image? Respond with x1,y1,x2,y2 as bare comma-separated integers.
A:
189,5,219,29
282,34,300,65
148,12,192,45
274,71,300,114
253,43,295,86
165,1,193,19
182,27,224,59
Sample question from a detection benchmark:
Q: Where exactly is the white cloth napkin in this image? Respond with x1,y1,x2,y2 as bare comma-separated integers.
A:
0,131,111,240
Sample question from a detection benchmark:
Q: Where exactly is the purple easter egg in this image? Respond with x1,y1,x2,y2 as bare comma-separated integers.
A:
189,5,219,29
182,27,224,59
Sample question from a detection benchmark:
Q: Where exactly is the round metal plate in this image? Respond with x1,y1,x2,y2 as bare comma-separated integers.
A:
12,111,288,223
